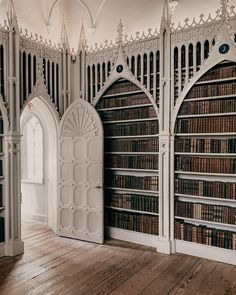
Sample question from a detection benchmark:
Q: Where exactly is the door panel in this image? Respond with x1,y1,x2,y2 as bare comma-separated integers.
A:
58,100,103,244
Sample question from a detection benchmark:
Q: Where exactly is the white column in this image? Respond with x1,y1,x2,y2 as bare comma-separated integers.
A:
30,55,34,93
134,56,138,78
193,43,197,76
147,53,150,91
95,64,98,95
25,53,29,99
20,52,23,107
185,45,189,85
90,66,93,102
153,52,157,100
178,46,182,97
5,24,24,257
141,55,144,85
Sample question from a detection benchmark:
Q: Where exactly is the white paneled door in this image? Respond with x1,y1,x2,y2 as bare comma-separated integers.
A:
58,99,104,243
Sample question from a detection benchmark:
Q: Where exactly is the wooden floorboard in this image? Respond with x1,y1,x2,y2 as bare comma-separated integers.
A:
0,221,235,295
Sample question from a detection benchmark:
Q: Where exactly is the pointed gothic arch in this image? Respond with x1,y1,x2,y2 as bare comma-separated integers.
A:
171,44,236,134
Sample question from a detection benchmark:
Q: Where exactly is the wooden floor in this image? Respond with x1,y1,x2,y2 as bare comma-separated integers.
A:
0,221,235,295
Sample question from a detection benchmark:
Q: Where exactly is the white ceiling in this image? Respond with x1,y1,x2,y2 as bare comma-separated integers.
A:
0,0,235,50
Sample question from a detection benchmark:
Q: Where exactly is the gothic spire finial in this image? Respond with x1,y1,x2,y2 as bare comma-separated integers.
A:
7,0,19,31
78,18,87,52
117,19,124,47
215,0,233,44
61,15,70,51
220,0,229,24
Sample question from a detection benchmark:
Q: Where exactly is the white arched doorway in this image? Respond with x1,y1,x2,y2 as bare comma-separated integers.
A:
20,96,58,233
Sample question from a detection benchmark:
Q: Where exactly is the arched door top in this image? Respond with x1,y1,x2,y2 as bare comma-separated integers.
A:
58,98,104,244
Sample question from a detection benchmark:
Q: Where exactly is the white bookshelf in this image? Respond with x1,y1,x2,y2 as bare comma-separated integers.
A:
175,240,236,265
97,78,159,238
174,61,236,262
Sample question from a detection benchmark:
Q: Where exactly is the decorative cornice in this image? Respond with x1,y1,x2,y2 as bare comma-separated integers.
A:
21,75,60,121
171,21,221,46
86,36,160,65
92,20,159,117
19,34,62,63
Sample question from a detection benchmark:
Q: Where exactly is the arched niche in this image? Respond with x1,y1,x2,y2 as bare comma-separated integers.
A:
173,60,236,263
20,96,59,233
94,77,160,246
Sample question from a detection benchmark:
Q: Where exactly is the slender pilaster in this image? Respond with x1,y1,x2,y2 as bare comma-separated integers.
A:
5,0,24,256
156,0,173,254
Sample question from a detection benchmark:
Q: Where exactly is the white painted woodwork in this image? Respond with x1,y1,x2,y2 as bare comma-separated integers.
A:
58,99,104,244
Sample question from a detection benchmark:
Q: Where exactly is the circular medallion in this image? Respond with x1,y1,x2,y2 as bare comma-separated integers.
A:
116,65,123,73
219,44,230,54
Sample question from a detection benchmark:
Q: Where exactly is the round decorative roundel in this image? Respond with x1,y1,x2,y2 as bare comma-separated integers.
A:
219,44,230,54
116,65,123,73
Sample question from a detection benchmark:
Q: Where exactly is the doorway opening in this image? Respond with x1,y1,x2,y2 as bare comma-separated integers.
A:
20,96,58,233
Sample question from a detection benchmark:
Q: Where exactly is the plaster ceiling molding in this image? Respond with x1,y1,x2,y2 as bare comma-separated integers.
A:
47,0,107,35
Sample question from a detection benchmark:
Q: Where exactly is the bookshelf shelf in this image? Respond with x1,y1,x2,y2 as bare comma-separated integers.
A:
175,216,236,231
105,167,159,173
105,206,159,216
104,152,159,155
178,112,236,119
102,89,143,98
195,77,236,85
184,93,236,102
105,187,159,196
97,78,159,239
174,152,236,157
176,133,236,137
174,61,236,255
97,103,153,111
175,193,236,206
175,240,236,265
103,118,158,124
175,171,236,177
105,134,158,139
105,226,159,248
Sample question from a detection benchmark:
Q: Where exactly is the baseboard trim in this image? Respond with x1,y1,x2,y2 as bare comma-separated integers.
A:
22,212,47,223
5,240,24,256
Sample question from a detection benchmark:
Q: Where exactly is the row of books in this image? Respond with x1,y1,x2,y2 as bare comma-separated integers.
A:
105,138,159,153
186,81,236,99
175,155,236,174
99,106,156,121
105,80,140,96
175,200,236,225
105,209,159,235
104,121,159,137
105,175,158,191
198,63,236,82
175,178,236,200
105,193,159,213
105,155,159,170
179,98,236,115
98,93,150,109
175,220,236,250
175,138,236,153
175,116,236,133
0,217,4,243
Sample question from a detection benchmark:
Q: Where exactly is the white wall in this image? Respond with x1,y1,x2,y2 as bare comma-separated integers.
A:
20,97,58,232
